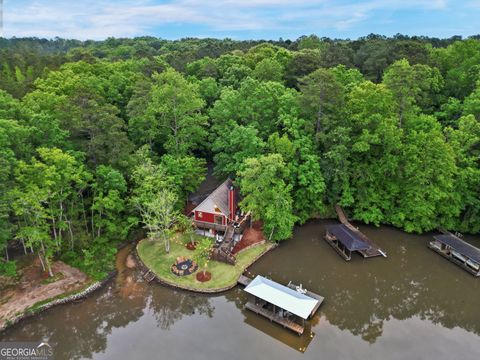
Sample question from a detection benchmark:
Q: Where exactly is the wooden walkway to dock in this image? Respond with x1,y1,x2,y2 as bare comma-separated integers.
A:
238,274,252,286
335,205,386,258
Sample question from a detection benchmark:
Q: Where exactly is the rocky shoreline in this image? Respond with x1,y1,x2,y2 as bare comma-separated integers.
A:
0,270,116,333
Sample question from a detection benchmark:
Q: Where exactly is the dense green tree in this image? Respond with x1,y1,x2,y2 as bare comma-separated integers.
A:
341,82,402,225
66,88,133,168
331,65,364,91
299,68,345,137
354,39,391,82
91,165,132,243
392,115,459,232
435,97,463,128
210,78,299,138
128,69,207,155
253,58,284,83
211,122,265,177
197,77,220,107
271,116,326,223
383,59,443,127
430,39,480,99
130,148,179,253
160,154,206,205
297,35,324,50
11,148,89,275
238,154,296,241
0,90,25,120
320,42,355,68
285,49,322,87
446,115,480,232
219,64,253,89
2,35,480,278
0,119,33,265
185,57,219,79
463,81,480,120
245,43,292,69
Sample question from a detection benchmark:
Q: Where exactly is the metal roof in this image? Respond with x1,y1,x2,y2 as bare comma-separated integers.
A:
326,224,370,251
192,178,233,216
433,234,480,263
244,276,319,319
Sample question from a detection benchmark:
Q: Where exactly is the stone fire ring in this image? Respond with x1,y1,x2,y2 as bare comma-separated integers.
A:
171,259,198,277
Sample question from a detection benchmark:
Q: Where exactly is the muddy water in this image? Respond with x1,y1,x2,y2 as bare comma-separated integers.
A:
1,221,479,360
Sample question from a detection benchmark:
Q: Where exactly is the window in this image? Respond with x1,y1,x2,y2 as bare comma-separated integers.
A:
214,206,221,213
197,212,203,219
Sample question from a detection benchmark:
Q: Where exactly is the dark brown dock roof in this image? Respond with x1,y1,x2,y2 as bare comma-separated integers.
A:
434,234,480,263
326,224,370,251
334,205,386,258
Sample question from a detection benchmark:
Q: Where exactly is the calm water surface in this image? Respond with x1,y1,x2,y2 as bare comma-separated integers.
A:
1,220,479,360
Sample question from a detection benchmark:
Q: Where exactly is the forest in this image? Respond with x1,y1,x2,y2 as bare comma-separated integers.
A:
1,34,480,279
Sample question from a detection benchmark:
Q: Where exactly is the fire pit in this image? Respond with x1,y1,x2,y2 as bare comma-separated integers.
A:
171,257,198,276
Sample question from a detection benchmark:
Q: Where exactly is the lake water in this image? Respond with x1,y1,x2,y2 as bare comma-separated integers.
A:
1,220,479,360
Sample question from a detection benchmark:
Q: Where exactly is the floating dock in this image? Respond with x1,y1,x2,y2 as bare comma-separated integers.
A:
238,275,324,335
325,205,386,260
429,231,480,277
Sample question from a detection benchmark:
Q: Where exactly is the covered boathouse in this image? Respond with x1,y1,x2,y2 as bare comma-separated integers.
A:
243,275,322,335
324,224,372,261
429,234,480,277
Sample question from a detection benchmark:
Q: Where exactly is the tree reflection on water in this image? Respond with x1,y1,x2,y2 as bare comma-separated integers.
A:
0,220,478,358
248,220,480,344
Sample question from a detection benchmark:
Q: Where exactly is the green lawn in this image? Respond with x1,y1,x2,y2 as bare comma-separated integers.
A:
137,234,272,291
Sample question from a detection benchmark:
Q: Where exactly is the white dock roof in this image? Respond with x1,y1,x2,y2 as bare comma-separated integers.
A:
244,276,319,319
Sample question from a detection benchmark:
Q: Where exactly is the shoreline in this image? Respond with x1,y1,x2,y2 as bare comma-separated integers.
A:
0,238,140,334
135,240,277,294
0,270,116,333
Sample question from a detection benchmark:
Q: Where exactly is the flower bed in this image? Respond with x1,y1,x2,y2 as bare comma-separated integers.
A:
196,271,212,282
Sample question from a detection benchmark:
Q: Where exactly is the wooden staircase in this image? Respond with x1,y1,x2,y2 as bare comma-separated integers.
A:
143,270,156,282
211,223,237,265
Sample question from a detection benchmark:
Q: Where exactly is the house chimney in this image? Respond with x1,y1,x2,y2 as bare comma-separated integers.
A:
228,185,236,221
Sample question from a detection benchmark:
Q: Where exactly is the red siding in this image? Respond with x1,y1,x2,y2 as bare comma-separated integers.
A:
195,211,226,225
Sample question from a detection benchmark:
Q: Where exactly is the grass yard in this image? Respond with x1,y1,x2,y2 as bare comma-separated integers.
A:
137,234,272,291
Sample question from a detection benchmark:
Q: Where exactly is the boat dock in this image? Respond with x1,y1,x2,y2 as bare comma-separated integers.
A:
429,231,480,277
286,281,324,317
244,302,305,334
327,205,386,259
238,275,324,335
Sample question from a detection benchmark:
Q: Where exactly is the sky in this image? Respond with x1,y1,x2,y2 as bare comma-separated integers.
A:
2,0,480,40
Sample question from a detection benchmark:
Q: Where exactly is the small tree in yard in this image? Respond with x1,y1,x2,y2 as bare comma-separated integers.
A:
136,189,178,253
193,237,213,280
175,214,196,248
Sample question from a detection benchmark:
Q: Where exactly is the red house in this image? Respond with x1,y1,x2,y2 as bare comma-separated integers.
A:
192,178,239,232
